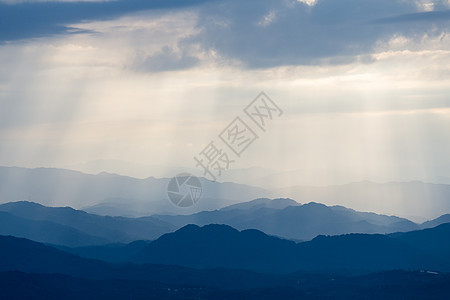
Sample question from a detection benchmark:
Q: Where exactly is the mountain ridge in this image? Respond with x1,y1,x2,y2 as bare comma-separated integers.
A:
132,223,450,273
153,200,421,241
0,166,272,215
0,201,175,246
2,199,449,246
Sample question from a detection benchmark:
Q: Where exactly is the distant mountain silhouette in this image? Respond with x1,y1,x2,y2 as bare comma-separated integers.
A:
220,197,300,211
2,166,449,219
54,240,150,263
421,214,450,229
1,225,450,298
0,166,272,215
154,201,420,241
4,223,447,277
1,199,425,245
0,235,110,277
389,223,450,260
0,235,284,289
278,181,450,219
3,224,448,276
132,224,450,273
133,224,297,272
0,211,109,247
0,201,175,246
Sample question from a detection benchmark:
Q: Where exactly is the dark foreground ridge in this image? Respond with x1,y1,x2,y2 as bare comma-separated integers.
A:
132,223,450,273
1,222,450,298
1,270,449,299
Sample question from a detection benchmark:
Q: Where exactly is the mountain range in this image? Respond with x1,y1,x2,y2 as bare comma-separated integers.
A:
0,234,282,289
1,166,450,219
1,196,449,298
0,201,175,246
1,199,449,247
0,166,272,215
278,181,450,220
131,223,450,273
153,198,421,241
1,221,450,276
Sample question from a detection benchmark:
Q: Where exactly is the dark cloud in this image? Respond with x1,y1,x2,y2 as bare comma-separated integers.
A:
1,0,448,69
0,0,219,42
375,9,450,24
187,0,449,67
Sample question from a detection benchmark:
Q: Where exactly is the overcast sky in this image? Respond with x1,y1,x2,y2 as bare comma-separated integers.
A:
0,0,449,186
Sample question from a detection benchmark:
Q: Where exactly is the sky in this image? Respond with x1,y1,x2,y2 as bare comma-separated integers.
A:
0,0,449,186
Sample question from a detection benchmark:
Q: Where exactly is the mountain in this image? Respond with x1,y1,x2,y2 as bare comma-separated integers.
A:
54,240,150,263
0,235,286,289
2,166,448,219
0,199,422,245
389,223,450,259
0,166,272,215
296,233,445,272
278,181,450,219
154,200,419,241
0,235,110,277
132,224,450,273
421,214,450,229
0,211,109,247
0,201,175,246
133,224,297,273
220,197,300,211
67,159,200,179
1,228,450,298
68,159,276,186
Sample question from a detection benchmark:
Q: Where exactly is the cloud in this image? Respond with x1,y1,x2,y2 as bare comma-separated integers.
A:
0,0,114,4
136,46,200,72
187,0,449,67
375,9,450,24
0,0,218,42
2,0,448,68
